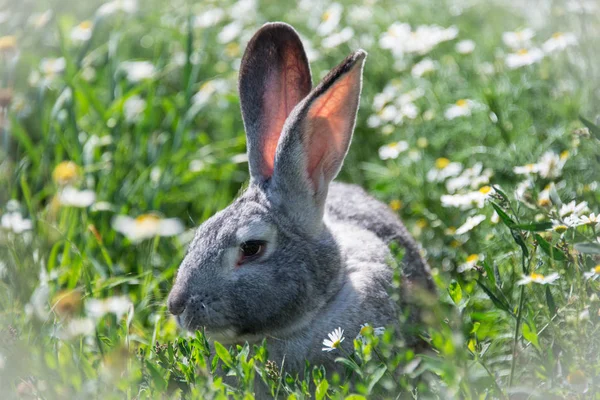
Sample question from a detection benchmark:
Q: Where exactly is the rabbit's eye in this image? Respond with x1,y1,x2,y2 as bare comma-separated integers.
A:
237,240,266,265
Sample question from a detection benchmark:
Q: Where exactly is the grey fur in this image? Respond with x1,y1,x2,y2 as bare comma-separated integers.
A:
167,22,434,391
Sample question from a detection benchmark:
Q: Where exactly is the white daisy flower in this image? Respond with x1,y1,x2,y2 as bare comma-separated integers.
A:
322,27,354,49
505,48,544,69
378,141,409,160
411,58,436,78
456,39,475,54
444,99,475,120
217,21,242,44
380,23,458,57
56,318,95,340
542,32,577,53
317,3,343,36
458,254,482,272
517,272,560,285
446,163,492,193
502,28,535,49
584,265,600,280
1,211,33,233
70,21,93,42
455,214,486,235
86,296,133,320
513,151,567,179
119,61,156,83
123,95,147,123
40,57,66,79
193,8,224,28
441,186,494,210
579,213,600,228
559,201,589,218
356,323,385,344
322,327,345,352
112,213,184,243
97,0,137,17
58,187,96,208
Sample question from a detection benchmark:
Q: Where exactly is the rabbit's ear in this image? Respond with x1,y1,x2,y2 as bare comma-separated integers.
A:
239,22,312,183
271,50,366,221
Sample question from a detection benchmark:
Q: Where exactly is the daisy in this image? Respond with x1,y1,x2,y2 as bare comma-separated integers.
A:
579,213,599,228
0,35,17,56
356,323,385,344
411,58,436,78
559,201,588,218
123,95,146,122
378,141,408,160
52,161,81,186
517,272,560,285
427,158,463,182
97,0,137,17
456,39,475,54
444,99,474,120
55,318,95,340
458,254,481,272
193,8,225,28
112,213,184,242
505,48,544,69
542,32,577,53
1,211,33,233
58,187,96,208
441,186,494,210
70,21,93,42
119,61,156,83
322,27,354,49
322,327,345,352
40,57,66,83
86,296,133,320
502,28,535,49
584,265,600,280
455,214,486,235
217,21,242,44
317,3,343,36
446,163,492,193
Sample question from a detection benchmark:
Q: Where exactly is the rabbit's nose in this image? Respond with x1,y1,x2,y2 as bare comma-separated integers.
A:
167,290,188,316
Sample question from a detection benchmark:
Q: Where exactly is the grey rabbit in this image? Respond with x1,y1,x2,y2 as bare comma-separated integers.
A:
167,21,435,385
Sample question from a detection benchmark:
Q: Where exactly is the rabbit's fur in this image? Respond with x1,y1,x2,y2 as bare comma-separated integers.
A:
168,22,434,379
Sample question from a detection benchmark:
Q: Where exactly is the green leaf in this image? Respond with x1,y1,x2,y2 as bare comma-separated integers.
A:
214,341,233,368
335,357,363,377
574,242,600,254
545,286,557,318
482,259,496,287
145,360,167,390
367,364,387,393
534,234,567,261
315,379,329,400
344,396,367,400
515,222,553,231
447,281,463,305
522,322,540,351
476,280,512,315
491,202,516,229
580,115,600,140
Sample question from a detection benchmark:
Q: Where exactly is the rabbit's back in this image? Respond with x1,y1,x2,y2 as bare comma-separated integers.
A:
325,182,434,291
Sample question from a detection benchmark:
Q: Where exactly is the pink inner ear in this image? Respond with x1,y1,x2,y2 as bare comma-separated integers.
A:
304,65,362,187
260,48,310,178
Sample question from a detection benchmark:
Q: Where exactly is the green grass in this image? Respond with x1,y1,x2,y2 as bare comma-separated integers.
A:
1,0,600,398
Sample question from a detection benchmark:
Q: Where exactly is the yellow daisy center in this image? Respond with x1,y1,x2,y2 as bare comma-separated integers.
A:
560,150,569,160
594,265,600,274
0,35,17,51
79,20,93,30
553,225,568,233
389,199,402,211
435,157,450,169
466,254,479,263
530,272,544,281
455,99,468,107
52,161,80,185
479,186,492,194
135,214,161,225
332,339,341,348
517,48,529,56
552,32,563,39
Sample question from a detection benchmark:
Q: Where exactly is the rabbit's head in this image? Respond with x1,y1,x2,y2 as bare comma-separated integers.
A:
168,22,366,343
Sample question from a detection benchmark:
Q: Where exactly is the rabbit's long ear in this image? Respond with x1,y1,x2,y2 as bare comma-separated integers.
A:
271,50,366,228
239,22,312,184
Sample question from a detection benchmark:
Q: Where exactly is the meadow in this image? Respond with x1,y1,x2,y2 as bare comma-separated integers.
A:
1,0,599,398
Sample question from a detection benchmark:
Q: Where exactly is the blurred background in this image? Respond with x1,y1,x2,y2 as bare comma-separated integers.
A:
0,0,599,398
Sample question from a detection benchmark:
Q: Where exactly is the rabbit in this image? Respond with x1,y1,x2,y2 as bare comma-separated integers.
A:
167,21,435,383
